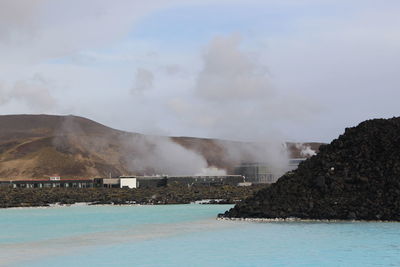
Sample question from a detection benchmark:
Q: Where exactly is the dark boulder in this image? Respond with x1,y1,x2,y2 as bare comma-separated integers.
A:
221,117,400,221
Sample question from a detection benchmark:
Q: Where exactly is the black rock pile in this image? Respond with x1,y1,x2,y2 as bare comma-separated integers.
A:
221,117,400,221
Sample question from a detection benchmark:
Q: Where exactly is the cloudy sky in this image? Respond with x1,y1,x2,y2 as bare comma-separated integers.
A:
0,0,399,143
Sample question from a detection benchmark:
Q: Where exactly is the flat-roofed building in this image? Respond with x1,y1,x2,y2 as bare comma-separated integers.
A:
98,178,120,188
234,163,275,183
234,158,307,184
136,176,167,188
3,178,94,188
167,175,244,186
120,177,137,189
102,175,244,188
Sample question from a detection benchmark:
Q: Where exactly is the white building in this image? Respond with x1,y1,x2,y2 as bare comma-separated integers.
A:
120,177,137,189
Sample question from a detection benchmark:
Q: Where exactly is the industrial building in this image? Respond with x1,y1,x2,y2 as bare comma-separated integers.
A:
94,175,244,188
167,175,244,187
0,178,94,188
93,177,139,189
234,163,274,183
234,158,306,184
1,174,246,189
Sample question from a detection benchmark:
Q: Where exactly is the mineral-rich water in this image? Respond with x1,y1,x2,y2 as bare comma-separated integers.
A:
1,204,399,267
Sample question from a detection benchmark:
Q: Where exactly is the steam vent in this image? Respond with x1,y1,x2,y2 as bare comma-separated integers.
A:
221,117,400,221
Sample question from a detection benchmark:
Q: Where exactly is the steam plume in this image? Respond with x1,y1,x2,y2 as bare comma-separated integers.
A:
295,143,317,157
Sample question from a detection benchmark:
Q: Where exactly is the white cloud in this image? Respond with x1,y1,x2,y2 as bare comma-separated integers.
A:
11,75,56,112
0,0,399,144
0,0,184,63
0,82,10,105
131,68,154,93
262,3,400,141
0,74,57,113
0,0,48,42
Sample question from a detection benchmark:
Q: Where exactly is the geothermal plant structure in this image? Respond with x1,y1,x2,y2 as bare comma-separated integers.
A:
1,175,245,189
234,158,306,183
0,158,306,189
95,175,245,189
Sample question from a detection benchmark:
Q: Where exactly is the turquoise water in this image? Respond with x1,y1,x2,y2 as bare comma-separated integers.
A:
1,205,400,267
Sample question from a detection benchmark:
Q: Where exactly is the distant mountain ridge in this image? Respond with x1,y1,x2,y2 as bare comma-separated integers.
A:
0,114,322,179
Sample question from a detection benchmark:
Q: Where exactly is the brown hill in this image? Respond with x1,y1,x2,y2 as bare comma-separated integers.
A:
0,114,322,179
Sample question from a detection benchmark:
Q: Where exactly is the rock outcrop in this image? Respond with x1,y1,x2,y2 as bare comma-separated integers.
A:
221,117,400,221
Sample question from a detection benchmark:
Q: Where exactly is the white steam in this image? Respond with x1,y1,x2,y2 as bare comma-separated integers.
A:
196,34,270,101
166,34,296,173
295,143,316,157
167,34,316,143
123,134,226,176
219,140,289,178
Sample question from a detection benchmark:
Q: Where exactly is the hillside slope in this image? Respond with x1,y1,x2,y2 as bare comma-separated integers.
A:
0,114,321,179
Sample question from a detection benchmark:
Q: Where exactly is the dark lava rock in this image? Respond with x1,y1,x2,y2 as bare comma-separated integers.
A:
221,117,400,221
0,185,265,208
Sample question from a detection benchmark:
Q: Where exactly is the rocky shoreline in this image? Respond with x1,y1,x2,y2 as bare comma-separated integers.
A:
217,216,400,223
0,184,265,208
